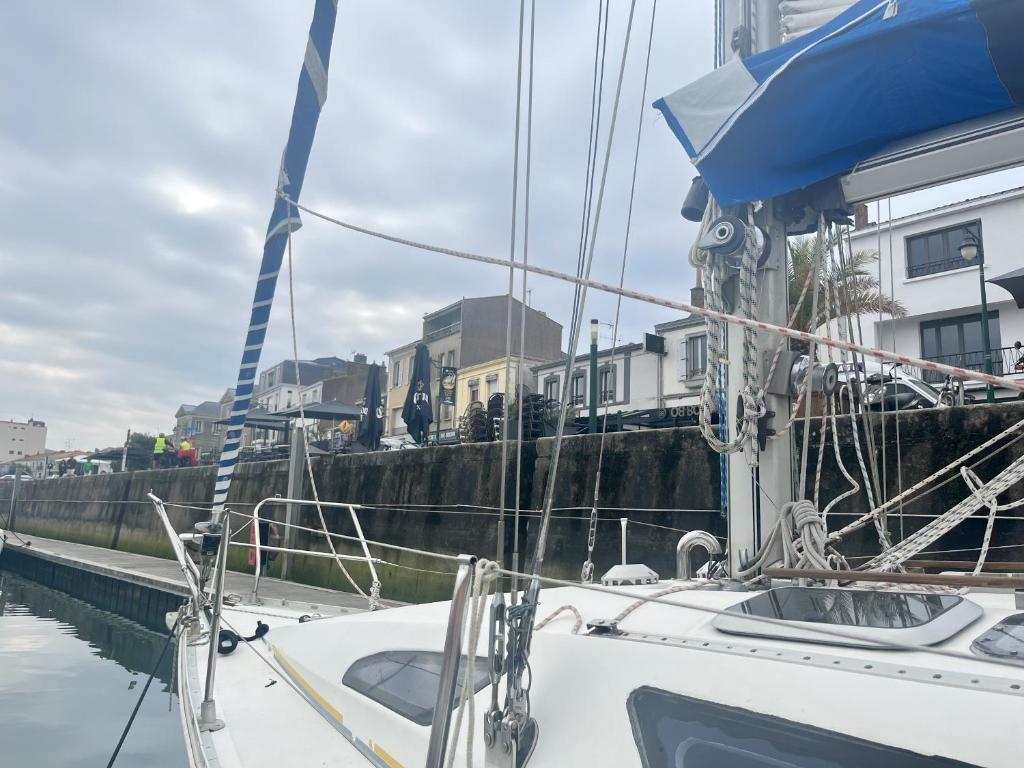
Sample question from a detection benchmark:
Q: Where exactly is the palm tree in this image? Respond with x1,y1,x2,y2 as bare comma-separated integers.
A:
788,236,907,334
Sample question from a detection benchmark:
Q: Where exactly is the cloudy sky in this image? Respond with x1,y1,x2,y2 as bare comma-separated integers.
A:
3,1,1022,451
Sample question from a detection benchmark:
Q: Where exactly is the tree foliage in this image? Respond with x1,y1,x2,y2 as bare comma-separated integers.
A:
787,236,906,333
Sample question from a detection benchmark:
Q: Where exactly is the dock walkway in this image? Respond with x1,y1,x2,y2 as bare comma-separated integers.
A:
1,534,368,615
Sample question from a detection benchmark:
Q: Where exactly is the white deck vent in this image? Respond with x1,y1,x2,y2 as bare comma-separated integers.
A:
601,564,659,587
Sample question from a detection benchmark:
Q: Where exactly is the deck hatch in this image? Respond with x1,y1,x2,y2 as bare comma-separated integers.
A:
342,650,488,726
627,686,977,767
711,587,982,648
972,613,1024,665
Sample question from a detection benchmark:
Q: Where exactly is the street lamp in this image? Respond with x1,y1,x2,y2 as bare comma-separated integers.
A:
958,229,995,403
589,319,599,434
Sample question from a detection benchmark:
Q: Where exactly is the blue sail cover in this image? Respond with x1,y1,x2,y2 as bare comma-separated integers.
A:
211,0,338,517
654,0,1024,206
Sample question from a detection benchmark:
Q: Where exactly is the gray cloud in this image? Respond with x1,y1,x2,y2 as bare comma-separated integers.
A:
3,1,1018,451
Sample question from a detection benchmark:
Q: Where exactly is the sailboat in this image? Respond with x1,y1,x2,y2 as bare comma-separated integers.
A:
157,1,1024,766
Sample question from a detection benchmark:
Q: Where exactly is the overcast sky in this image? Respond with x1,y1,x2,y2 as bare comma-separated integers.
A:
3,2,1022,451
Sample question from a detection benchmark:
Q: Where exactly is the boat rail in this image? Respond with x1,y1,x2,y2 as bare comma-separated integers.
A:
246,496,381,603
676,530,723,580
148,492,206,611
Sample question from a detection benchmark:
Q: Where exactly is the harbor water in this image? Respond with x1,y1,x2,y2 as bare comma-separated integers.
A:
0,569,186,767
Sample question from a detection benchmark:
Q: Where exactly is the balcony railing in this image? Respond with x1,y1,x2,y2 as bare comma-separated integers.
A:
423,321,462,343
907,255,974,279
918,346,1022,384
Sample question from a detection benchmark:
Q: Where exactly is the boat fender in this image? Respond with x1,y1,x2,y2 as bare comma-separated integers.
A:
217,621,270,655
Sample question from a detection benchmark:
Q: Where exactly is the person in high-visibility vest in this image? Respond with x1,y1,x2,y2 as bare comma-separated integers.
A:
153,434,167,468
178,438,192,468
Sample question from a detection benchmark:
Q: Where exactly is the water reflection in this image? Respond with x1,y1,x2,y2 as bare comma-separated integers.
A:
0,570,186,767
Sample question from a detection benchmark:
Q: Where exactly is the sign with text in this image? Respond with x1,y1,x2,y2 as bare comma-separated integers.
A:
439,366,458,407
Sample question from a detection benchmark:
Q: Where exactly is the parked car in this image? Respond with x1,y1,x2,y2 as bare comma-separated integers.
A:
836,360,969,411
0,473,34,483
380,435,420,450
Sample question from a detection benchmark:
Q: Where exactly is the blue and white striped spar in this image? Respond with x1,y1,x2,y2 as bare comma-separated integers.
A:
211,0,338,520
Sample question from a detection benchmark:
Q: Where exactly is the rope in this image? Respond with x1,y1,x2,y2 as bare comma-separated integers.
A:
691,206,764,460
446,559,499,768
797,217,826,497
735,499,834,579
960,467,999,576
284,203,372,605
829,416,1024,544
283,193,1024,396
613,581,708,624
534,604,584,634
841,223,886,511
582,0,658,584
105,617,179,767
829,224,888,549
821,397,861,523
862,451,1024,571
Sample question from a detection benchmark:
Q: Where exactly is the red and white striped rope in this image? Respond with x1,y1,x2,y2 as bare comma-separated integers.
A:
287,195,1024,395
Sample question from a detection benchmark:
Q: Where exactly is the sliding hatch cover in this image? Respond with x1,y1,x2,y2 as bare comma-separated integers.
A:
711,587,982,648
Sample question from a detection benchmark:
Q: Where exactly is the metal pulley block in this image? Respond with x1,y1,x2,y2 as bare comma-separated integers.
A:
698,215,770,267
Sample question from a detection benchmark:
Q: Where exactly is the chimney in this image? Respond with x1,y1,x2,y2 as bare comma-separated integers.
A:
353,353,367,364
690,267,705,309
854,203,870,229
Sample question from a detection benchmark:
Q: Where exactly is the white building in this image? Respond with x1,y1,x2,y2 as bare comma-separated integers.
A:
0,418,47,463
530,314,711,415
849,187,1024,398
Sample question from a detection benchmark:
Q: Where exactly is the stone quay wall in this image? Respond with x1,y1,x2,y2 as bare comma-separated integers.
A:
4,403,1024,603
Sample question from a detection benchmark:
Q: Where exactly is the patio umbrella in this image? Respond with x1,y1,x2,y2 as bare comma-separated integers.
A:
402,343,434,444
357,364,384,450
988,266,1024,309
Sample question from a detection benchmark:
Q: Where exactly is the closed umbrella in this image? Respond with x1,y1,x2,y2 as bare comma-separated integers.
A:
358,363,384,450
402,343,434,444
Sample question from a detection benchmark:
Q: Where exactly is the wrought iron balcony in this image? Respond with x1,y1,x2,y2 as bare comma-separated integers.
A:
919,346,1022,384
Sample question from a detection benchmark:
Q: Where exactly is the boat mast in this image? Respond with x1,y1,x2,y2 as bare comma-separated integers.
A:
210,0,340,523
720,0,792,574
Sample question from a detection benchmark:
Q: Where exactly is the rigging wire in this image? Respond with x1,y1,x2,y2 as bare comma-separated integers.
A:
511,0,538,594
887,198,906,540
496,0,529,572
581,0,658,583
284,199,371,604
876,201,889,510
568,0,611,343
841,224,886,507
529,0,640,585
797,217,825,498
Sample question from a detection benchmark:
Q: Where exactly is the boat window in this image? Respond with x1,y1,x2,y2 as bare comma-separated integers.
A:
711,587,981,648
971,613,1024,665
342,650,488,726
627,687,977,768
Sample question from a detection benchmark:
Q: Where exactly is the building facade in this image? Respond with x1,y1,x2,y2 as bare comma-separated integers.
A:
530,315,710,416
298,354,379,409
254,356,354,414
384,296,563,436
0,418,47,463
848,187,1024,398
456,355,554,412
173,395,229,459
